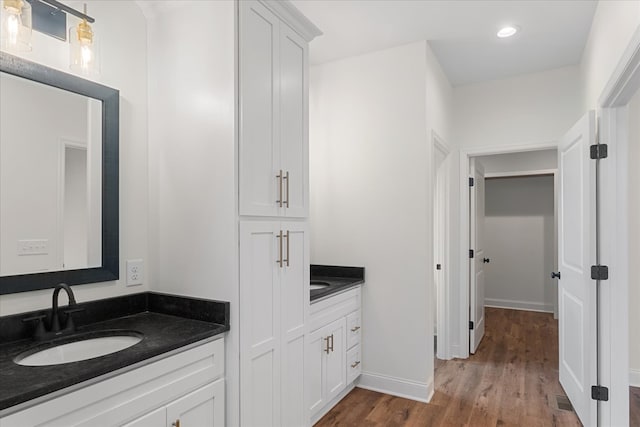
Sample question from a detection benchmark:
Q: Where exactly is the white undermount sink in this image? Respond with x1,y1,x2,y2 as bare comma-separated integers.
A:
15,333,143,366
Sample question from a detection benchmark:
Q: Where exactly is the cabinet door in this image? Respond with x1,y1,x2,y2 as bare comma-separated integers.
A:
324,318,347,403
239,0,281,217
122,407,166,427
307,325,327,417
240,221,282,426
279,23,308,218
166,379,225,427
280,223,309,426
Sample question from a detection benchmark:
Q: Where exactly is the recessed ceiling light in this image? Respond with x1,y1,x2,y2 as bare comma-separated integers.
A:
497,26,519,38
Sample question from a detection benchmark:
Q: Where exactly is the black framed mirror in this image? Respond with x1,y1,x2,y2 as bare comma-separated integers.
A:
0,51,119,294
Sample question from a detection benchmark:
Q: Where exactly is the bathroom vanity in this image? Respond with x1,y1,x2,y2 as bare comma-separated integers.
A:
308,265,364,424
0,292,229,426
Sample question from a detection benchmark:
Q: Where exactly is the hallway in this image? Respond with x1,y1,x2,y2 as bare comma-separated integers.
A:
316,308,582,426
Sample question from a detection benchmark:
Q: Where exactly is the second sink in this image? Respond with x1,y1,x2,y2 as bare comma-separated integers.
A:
15,331,143,366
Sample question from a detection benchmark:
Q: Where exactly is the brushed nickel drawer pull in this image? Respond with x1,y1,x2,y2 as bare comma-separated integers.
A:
351,361,361,368
276,170,283,207
329,334,334,352
276,230,283,268
284,171,290,208
283,230,290,267
324,336,330,354
351,326,360,332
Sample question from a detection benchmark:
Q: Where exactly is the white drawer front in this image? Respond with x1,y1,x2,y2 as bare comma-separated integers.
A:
346,344,361,385
346,310,361,350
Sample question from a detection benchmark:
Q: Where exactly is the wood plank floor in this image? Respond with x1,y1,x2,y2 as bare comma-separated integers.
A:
316,307,639,426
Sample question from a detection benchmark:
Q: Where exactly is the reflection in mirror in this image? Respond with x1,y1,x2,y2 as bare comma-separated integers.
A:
0,71,103,276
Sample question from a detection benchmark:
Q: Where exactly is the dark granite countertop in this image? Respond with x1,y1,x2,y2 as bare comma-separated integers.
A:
311,265,365,302
0,292,229,413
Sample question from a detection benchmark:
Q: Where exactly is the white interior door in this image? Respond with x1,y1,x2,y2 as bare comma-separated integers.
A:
469,158,485,354
558,111,596,426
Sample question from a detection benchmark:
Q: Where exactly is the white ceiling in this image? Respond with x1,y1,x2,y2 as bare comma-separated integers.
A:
292,0,598,86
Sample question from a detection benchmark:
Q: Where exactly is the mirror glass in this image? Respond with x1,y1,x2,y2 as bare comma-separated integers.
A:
0,71,103,276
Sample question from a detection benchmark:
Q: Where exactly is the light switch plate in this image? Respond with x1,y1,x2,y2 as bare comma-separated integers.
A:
126,259,144,286
18,239,49,256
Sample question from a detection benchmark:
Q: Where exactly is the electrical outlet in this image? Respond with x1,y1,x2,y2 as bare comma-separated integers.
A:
126,259,144,286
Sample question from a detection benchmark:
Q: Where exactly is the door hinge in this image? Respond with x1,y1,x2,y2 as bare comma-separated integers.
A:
590,144,608,159
591,385,609,401
436,264,442,270
469,177,474,187
469,321,474,330
591,265,609,280
469,249,474,259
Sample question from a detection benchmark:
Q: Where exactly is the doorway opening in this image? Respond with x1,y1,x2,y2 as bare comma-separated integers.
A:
468,149,558,354
432,132,450,363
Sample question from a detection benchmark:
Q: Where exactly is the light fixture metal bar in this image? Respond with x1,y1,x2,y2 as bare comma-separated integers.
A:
37,0,95,23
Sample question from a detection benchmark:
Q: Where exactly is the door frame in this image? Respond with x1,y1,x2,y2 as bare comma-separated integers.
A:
594,26,640,427
432,131,451,360
457,142,558,359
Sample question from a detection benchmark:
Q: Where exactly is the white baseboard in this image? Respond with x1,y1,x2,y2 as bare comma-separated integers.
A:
450,344,463,359
630,369,640,387
356,372,433,403
485,298,553,313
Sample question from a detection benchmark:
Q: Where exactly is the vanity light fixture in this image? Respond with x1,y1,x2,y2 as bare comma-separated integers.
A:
497,25,519,38
69,3,98,75
2,0,99,74
0,0,32,52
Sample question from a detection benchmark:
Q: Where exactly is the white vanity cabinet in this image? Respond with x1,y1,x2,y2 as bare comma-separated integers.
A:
0,338,225,427
239,221,309,427
238,0,319,218
308,286,362,424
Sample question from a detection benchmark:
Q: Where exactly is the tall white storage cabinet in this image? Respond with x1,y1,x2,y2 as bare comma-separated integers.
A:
238,1,320,426
239,0,318,219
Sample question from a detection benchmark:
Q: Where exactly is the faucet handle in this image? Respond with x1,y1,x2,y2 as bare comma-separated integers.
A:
22,314,47,339
62,307,85,332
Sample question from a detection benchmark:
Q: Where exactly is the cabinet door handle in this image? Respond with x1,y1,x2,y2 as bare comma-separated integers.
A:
283,171,289,208
351,361,361,368
172,420,180,427
276,230,283,268
324,336,330,354
351,326,360,332
276,170,283,207
329,334,334,352
283,230,290,267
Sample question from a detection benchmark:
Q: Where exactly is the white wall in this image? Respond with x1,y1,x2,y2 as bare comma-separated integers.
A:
628,89,640,386
478,149,557,174
0,0,149,315
310,40,453,400
580,0,640,110
454,66,583,149
483,175,555,312
142,1,238,424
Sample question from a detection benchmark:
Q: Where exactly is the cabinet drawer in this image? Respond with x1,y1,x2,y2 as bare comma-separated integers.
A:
346,344,361,385
346,310,361,349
